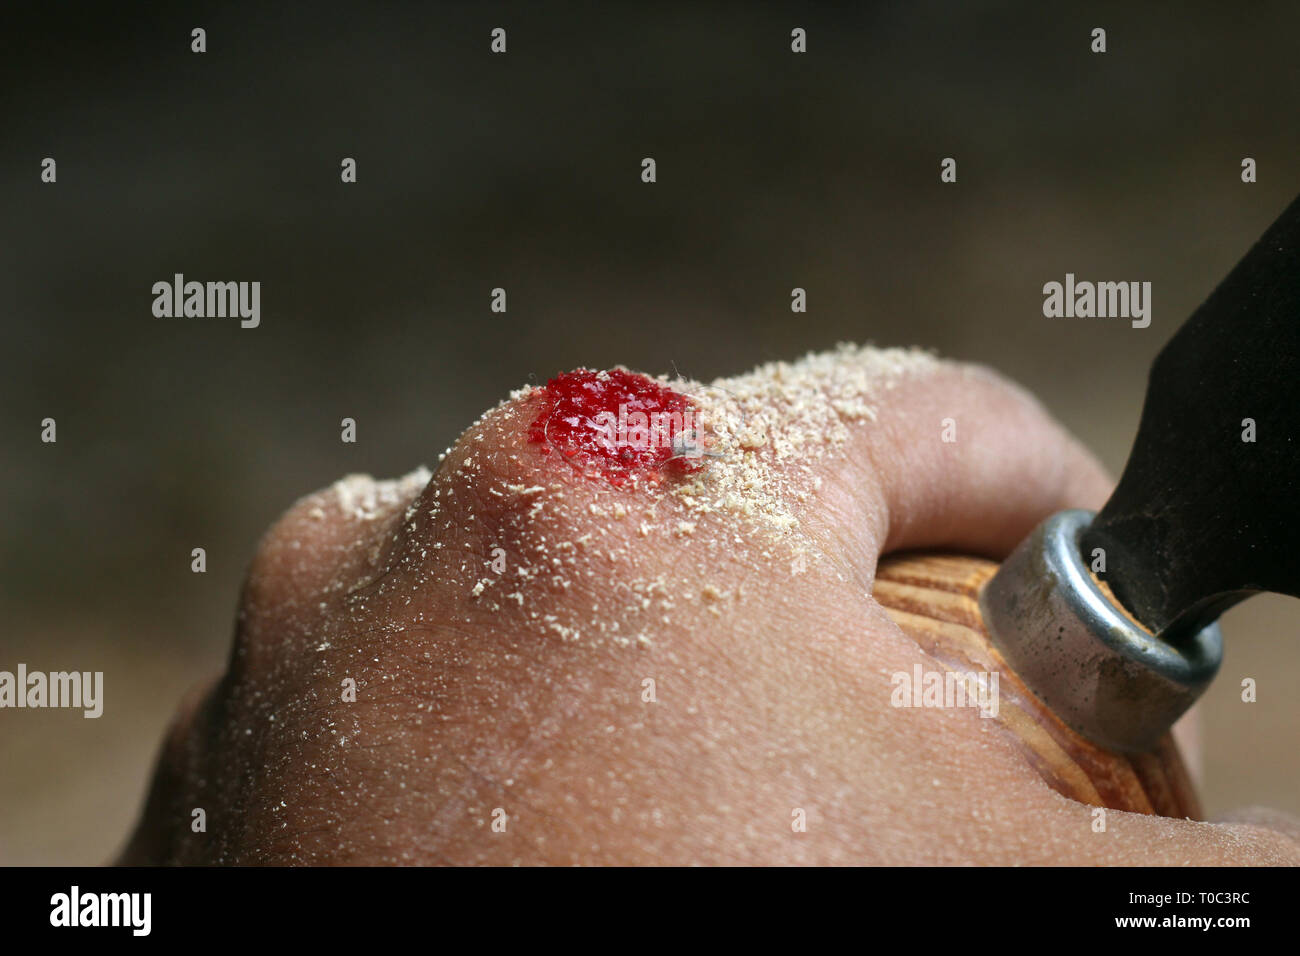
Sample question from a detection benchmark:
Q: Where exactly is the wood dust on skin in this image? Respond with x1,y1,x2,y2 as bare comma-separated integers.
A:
427,343,936,646
211,344,946,864
188,344,1300,866
301,344,938,649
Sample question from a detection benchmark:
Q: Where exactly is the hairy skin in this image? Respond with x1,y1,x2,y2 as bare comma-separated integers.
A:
119,354,1300,865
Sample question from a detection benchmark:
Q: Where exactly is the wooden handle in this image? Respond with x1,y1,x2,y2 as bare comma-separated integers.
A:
874,552,1202,819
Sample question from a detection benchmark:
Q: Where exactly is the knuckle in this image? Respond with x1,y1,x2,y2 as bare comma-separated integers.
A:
407,390,607,566
244,470,432,612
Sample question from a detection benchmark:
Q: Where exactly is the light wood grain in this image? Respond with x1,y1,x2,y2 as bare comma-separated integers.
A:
875,552,1201,819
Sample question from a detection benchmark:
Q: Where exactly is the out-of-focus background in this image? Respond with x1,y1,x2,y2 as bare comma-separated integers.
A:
2,3,1297,864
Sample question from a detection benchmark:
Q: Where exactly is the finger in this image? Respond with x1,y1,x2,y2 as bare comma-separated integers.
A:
859,361,1113,558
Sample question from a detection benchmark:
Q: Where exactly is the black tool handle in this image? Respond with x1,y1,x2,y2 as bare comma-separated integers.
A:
1084,195,1300,643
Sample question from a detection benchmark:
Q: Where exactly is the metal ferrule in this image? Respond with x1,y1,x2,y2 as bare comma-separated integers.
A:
979,509,1223,754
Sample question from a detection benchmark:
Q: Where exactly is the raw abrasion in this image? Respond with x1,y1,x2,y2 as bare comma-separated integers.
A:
527,368,707,487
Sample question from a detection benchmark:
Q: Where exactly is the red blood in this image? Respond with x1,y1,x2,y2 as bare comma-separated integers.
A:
527,368,706,486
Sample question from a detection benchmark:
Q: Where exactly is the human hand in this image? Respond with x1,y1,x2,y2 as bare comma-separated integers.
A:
119,345,1300,865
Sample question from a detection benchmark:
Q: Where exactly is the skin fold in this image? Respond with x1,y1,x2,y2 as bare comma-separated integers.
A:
119,352,1300,865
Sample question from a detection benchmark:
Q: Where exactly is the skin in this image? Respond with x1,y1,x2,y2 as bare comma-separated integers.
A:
119,355,1300,865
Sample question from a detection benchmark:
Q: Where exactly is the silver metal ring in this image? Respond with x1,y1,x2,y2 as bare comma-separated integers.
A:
979,509,1222,753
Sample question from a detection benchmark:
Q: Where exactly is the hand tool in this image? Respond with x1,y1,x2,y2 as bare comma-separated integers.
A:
876,195,1300,815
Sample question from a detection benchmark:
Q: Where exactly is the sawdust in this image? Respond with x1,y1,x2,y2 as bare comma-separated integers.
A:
437,342,938,640
329,345,937,654
330,467,433,521
661,342,937,533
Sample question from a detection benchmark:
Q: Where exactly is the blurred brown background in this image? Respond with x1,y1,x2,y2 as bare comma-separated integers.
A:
2,2,1296,864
